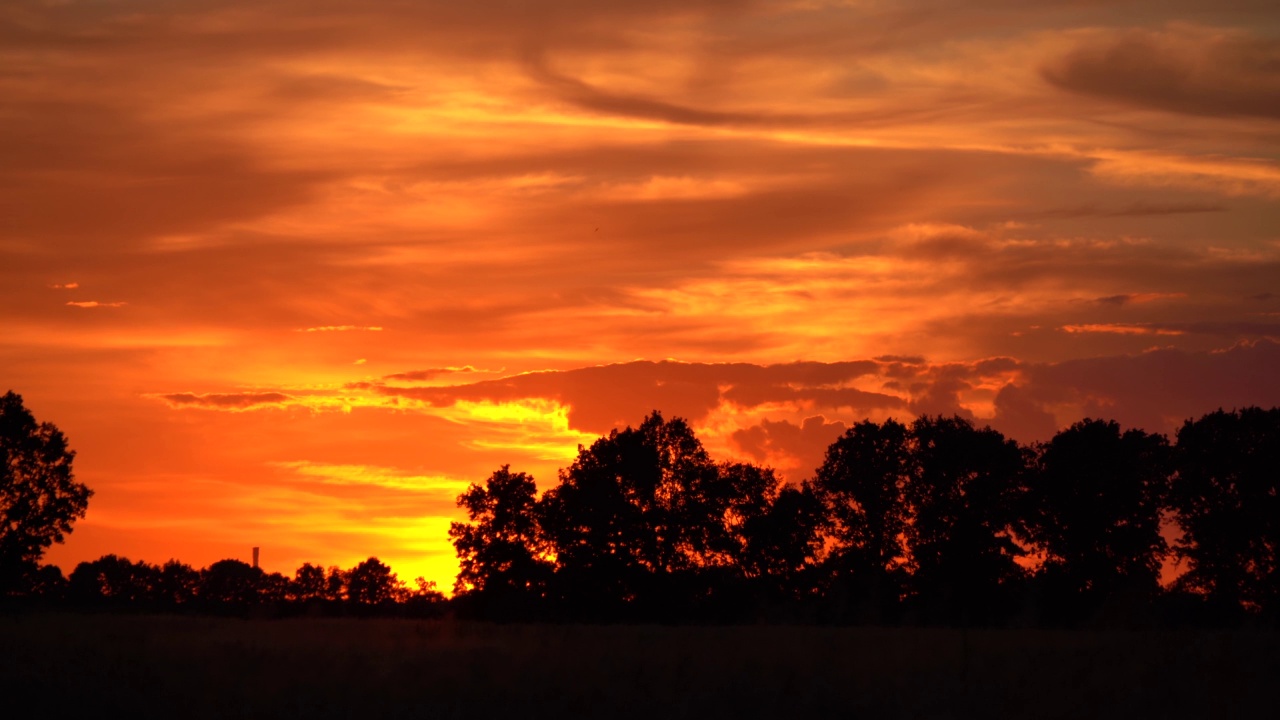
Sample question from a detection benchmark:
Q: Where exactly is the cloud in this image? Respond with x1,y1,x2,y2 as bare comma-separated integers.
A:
50,282,79,289
731,415,848,480
383,366,487,382
66,301,126,308
377,359,899,434
1093,293,1185,306
990,383,1059,443
298,325,383,332
1061,323,1185,336
158,392,296,411
272,461,470,494
1043,25,1280,120
1015,339,1280,439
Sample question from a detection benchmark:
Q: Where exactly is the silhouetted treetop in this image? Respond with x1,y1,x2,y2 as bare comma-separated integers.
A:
904,415,1028,624
1171,407,1280,618
813,419,912,574
1024,418,1170,602
1,391,92,593
450,465,548,597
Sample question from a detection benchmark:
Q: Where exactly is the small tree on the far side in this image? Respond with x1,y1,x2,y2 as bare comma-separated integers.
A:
347,557,403,605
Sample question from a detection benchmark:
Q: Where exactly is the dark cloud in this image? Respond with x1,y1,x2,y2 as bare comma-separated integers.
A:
1019,339,1280,437
160,392,294,410
1043,27,1280,119
731,416,848,481
908,377,976,421
383,367,481,382
379,360,888,433
989,383,1059,442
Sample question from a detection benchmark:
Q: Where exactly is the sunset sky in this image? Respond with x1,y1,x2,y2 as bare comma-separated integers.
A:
4,0,1279,588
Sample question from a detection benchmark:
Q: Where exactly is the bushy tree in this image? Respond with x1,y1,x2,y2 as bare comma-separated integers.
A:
450,465,551,617
68,554,159,604
290,562,329,602
1,391,92,592
346,557,402,605
904,416,1028,625
812,419,913,622
155,560,200,606
537,412,732,617
1024,419,1170,623
1171,407,1280,620
199,559,262,606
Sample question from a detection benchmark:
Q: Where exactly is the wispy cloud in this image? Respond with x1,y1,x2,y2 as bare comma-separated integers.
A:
1061,324,1185,336
157,392,295,410
65,301,126,308
298,325,384,332
272,461,470,493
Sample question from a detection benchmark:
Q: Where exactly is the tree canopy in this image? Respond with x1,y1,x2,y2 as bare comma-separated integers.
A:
1,391,92,592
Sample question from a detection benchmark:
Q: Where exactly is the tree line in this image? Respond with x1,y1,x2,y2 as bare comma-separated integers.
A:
448,409,1279,628
10,555,446,617
3,389,1278,626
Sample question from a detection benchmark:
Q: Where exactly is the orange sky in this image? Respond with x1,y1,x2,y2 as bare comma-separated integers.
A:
3,0,1279,588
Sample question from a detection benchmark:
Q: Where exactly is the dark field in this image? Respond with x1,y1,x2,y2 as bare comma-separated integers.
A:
2,614,1276,719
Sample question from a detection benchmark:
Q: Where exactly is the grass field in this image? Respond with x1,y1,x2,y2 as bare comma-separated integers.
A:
2,613,1276,719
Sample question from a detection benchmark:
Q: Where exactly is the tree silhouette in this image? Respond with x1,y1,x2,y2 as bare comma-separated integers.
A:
812,419,913,623
199,559,262,607
1,391,92,593
538,412,729,618
904,416,1028,626
346,557,402,605
1170,407,1280,621
290,562,330,602
450,465,551,618
735,480,826,613
1024,418,1170,624
155,560,200,607
68,554,159,605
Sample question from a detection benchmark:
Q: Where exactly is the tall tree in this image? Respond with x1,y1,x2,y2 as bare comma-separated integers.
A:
1170,407,1280,620
537,412,727,617
904,416,1028,625
1024,419,1170,623
1,391,92,592
450,465,550,607
812,419,913,622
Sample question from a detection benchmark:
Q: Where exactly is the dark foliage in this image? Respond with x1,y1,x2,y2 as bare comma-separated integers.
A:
904,416,1028,626
450,465,551,619
1023,419,1171,625
0,391,92,594
811,419,913,624
1170,407,1280,624
446,408,1280,627
6,393,1280,628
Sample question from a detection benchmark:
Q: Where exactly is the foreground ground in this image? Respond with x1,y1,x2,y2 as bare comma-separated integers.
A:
2,613,1276,719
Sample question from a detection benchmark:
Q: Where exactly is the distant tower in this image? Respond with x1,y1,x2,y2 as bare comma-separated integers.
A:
252,547,260,569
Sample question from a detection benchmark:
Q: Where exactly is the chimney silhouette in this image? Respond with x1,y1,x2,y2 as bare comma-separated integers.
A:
252,547,260,569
